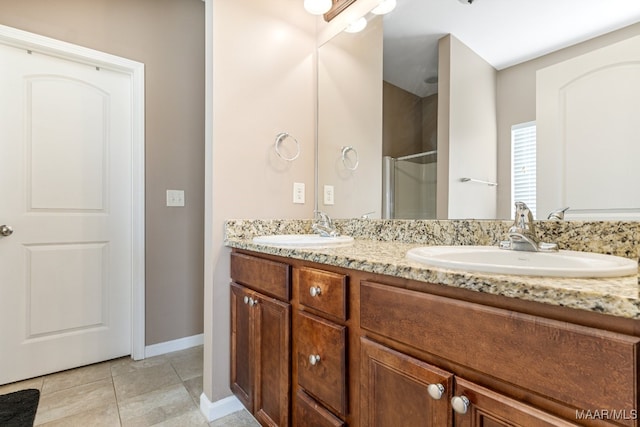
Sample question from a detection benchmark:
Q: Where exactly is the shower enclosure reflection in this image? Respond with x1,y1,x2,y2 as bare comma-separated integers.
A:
383,151,437,219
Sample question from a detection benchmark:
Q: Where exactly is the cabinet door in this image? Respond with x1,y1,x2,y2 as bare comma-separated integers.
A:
360,338,453,427
254,293,291,427
452,378,580,427
230,282,254,412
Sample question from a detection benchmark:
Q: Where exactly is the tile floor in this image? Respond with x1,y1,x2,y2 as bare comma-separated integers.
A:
0,346,260,427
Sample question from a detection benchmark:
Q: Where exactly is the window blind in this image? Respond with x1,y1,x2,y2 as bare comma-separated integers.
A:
511,122,536,219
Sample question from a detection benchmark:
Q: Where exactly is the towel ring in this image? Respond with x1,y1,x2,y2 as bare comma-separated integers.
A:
341,146,359,171
274,132,300,162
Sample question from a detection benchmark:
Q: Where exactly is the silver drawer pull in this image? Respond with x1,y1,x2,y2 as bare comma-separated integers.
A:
451,395,470,414
309,354,321,365
309,286,322,297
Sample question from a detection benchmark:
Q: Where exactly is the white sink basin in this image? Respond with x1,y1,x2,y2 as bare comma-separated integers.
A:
252,234,354,248
406,245,638,278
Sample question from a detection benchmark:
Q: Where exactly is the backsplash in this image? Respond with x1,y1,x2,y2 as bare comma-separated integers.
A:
224,219,640,260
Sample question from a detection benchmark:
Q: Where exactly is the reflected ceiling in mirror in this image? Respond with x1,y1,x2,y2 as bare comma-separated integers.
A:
383,0,640,98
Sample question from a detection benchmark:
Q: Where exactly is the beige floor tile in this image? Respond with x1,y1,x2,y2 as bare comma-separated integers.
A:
0,376,44,394
151,408,208,427
183,376,203,405
113,362,181,401
42,361,112,393
168,347,203,381
110,355,170,378
34,378,117,425
118,383,197,427
208,410,260,427
36,402,120,427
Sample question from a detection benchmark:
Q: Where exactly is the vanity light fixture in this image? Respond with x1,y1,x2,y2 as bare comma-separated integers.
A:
372,0,397,15
304,0,332,15
344,16,368,33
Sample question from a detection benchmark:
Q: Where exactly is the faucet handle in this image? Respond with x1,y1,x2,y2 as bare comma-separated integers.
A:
547,207,569,220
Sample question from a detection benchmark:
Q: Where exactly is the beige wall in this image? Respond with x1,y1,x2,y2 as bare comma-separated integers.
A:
438,35,497,219
496,21,640,218
204,0,316,402
317,16,383,219
0,0,206,345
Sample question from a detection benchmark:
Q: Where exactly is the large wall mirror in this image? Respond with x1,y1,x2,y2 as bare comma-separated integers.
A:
316,0,640,220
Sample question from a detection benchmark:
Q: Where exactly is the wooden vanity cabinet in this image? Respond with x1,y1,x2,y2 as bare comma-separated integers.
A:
293,266,350,426
360,280,640,427
229,249,640,427
230,253,291,427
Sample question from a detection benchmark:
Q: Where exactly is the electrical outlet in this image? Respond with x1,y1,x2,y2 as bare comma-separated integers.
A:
293,182,305,204
323,185,334,205
166,189,185,207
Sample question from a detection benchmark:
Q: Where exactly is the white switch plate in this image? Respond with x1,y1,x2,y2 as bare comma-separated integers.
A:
166,189,185,207
293,182,305,204
323,185,334,205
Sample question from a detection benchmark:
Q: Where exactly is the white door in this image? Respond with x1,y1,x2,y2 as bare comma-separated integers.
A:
0,42,133,385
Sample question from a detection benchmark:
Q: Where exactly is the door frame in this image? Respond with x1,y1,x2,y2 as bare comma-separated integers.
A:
0,24,146,360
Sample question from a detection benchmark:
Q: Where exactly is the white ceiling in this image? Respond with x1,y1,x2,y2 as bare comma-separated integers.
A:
383,0,640,97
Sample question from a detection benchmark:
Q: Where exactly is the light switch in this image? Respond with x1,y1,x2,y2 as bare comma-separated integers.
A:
293,182,305,204
323,185,334,205
166,189,185,207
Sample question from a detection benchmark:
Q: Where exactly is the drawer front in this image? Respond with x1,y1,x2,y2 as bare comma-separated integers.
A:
230,252,290,301
295,388,345,427
297,311,347,416
361,281,640,417
296,267,347,320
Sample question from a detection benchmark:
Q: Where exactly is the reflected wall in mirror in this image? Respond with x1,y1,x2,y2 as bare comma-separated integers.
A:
317,16,383,219
316,0,640,220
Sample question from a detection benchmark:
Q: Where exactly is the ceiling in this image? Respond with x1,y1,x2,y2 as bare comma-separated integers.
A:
383,0,640,97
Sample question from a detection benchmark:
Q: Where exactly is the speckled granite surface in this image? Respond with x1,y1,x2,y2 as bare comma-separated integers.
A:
224,219,640,319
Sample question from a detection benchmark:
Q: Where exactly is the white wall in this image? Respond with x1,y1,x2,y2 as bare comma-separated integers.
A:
203,0,315,405
438,35,497,219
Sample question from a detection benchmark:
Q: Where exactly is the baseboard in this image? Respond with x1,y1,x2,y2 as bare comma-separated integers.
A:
199,393,244,422
144,333,204,358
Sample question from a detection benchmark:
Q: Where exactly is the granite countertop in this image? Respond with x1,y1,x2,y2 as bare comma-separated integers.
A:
224,219,640,320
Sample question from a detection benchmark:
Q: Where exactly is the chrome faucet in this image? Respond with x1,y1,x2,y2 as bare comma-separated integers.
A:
500,202,558,252
312,211,338,237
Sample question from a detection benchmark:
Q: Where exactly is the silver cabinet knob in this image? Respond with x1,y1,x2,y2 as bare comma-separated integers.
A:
427,383,445,400
243,296,249,304
309,354,321,365
248,297,258,307
0,225,13,237
309,286,322,297
451,395,470,414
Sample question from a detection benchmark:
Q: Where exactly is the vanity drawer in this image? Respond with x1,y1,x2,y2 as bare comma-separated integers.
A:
297,311,347,416
230,252,290,301
296,267,347,320
295,388,345,427
360,281,640,418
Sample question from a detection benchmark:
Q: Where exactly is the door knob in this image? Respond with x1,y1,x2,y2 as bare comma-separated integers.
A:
0,225,13,237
